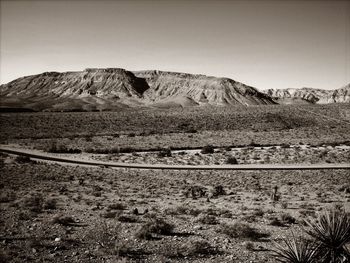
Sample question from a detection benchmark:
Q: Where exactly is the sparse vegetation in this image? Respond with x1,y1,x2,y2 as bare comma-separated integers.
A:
218,222,270,240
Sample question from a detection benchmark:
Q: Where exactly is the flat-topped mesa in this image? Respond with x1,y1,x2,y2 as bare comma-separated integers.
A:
0,67,279,111
84,68,129,74
134,70,209,79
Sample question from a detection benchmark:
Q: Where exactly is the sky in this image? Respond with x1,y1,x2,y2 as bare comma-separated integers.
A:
0,0,349,90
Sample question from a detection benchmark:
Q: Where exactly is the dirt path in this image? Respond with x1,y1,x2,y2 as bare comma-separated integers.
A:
1,145,349,170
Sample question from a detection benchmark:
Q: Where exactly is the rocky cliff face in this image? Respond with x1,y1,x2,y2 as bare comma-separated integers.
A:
264,85,350,104
0,68,275,111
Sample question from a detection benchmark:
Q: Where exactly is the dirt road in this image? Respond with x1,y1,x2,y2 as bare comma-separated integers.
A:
1,145,349,170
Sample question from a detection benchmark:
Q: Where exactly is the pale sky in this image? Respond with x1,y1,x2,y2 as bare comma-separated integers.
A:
1,0,349,90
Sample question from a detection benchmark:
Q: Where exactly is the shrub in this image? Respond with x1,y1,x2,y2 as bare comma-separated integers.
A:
218,222,270,240
43,198,57,210
195,214,219,225
52,215,76,226
225,156,238,164
23,193,44,213
117,214,138,223
271,210,350,263
280,213,296,224
108,203,126,210
101,211,119,219
15,155,34,164
162,239,218,258
305,210,350,263
201,145,214,154
181,239,218,256
272,234,319,263
135,217,174,240
211,185,226,197
157,148,172,158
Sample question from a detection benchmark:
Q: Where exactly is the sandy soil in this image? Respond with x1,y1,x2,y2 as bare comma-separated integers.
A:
1,153,349,262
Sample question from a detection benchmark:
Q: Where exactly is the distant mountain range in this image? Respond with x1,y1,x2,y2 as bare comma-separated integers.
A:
0,68,348,111
0,68,274,111
262,85,350,104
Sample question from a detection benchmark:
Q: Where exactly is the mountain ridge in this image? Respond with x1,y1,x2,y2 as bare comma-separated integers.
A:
263,85,350,104
0,68,275,111
1,68,349,111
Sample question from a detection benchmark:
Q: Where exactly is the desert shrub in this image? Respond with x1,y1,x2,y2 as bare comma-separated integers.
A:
87,221,121,251
135,217,174,240
162,239,218,258
157,148,172,158
18,210,32,221
253,208,265,217
218,222,270,240
108,203,126,210
117,214,138,223
52,215,76,226
225,146,232,151
23,193,44,213
280,213,296,224
195,214,219,225
47,141,81,153
101,211,119,219
43,198,57,210
115,239,146,258
15,155,34,164
201,145,214,154
271,210,350,263
225,156,238,164
183,185,207,199
244,241,254,251
305,210,350,263
272,234,319,263
180,239,218,257
269,217,285,227
211,185,226,197
0,191,17,203
164,205,202,217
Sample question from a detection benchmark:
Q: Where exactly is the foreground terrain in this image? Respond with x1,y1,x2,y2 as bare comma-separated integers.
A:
1,154,349,262
1,103,349,262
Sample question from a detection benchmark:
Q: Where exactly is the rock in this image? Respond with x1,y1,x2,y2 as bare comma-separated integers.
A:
193,225,203,230
0,68,276,111
54,237,61,242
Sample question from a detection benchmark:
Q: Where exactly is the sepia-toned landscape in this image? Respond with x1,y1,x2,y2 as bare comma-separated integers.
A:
1,0,350,262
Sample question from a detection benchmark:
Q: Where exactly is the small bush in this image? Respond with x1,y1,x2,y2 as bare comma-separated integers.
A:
101,211,119,219
181,239,218,257
135,217,174,240
15,155,34,164
52,215,76,226
305,210,350,263
211,185,226,197
43,198,57,210
225,156,238,164
118,214,138,223
218,222,270,240
272,234,319,263
157,148,172,158
162,239,218,258
280,213,296,224
201,145,214,154
195,214,219,225
23,193,44,213
108,203,126,210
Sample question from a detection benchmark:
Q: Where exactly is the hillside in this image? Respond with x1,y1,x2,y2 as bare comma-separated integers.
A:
263,85,350,104
0,68,274,111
